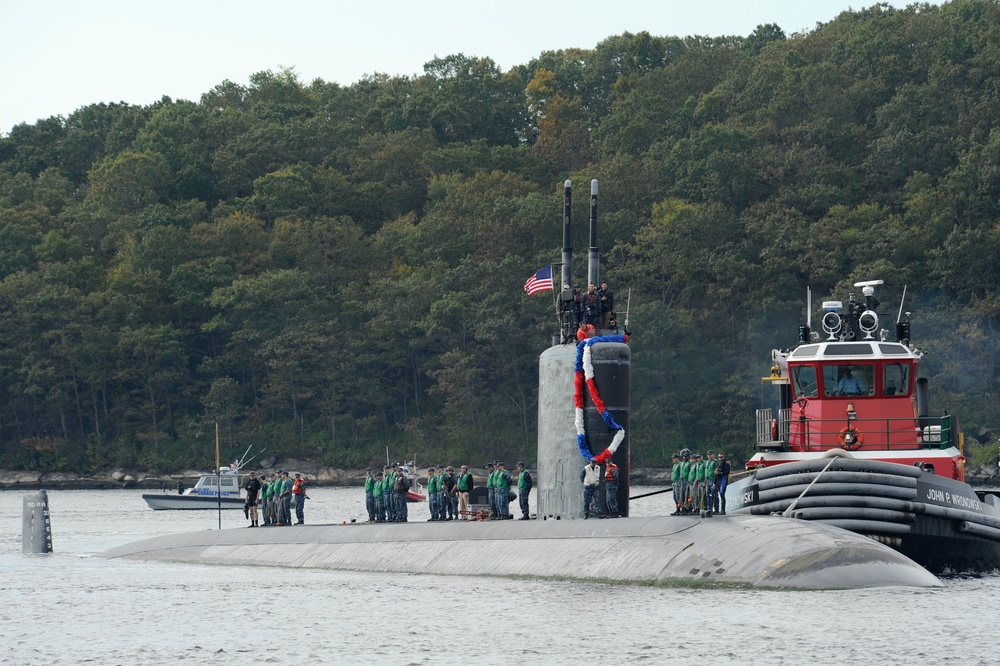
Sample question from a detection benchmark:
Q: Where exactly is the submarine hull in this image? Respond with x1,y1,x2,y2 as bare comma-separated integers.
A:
99,515,940,589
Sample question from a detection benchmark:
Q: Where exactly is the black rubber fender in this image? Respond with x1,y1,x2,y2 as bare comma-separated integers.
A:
787,506,916,523
750,494,917,515
817,518,912,535
958,521,1000,541
758,482,917,504
755,457,922,482
757,471,917,492
920,502,1000,530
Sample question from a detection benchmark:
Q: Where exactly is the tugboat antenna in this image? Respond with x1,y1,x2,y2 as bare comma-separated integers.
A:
897,285,908,324
806,286,812,329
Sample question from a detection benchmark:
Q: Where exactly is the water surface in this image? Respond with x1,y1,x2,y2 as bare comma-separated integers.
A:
2,487,998,665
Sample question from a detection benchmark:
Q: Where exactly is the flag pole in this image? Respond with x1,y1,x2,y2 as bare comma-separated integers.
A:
216,421,221,529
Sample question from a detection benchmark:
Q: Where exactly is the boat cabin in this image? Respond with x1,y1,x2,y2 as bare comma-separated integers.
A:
189,466,242,498
779,340,941,449
754,281,964,480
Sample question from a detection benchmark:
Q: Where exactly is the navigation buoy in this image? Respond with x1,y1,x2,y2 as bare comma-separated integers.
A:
22,490,53,554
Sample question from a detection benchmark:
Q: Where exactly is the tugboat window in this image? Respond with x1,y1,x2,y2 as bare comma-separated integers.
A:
792,366,818,398
878,344,909,356
823,343,874,356
790,346,819,357
882,363,911,397
825,364,874,396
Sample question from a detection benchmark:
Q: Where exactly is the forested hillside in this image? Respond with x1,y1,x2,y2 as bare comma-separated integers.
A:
2,1,1000,474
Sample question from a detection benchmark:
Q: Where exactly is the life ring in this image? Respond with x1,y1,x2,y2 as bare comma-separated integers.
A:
771,418,778,440
838,427,863,450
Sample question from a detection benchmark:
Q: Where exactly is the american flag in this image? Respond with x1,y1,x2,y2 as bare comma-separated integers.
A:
524,266,553,295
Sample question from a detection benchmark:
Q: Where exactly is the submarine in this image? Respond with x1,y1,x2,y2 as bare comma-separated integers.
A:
98,180,941,589
99,514,940,588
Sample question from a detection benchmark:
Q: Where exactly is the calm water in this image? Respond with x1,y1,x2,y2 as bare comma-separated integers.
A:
2,487,1000,665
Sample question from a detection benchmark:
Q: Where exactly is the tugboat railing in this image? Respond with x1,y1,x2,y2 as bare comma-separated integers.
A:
756,410,956,451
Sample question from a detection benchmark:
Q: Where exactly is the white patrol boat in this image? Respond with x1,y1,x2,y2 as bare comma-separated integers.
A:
142,464,245,510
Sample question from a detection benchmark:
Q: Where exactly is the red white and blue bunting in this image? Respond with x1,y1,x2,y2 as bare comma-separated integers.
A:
574,334,627,464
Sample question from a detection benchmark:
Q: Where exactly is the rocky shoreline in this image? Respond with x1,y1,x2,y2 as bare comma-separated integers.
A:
2,463,999,492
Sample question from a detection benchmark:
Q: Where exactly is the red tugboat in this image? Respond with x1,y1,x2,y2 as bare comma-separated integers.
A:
726,280,1000,572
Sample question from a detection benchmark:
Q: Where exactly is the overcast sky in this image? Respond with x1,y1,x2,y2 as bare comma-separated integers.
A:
3,0,911,135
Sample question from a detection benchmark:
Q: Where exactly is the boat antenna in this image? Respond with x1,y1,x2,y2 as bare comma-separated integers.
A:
624,288,631,328
806,286,812,330
896,285,908,324
588,179,599,288
241,447,264,470
235,444,253,470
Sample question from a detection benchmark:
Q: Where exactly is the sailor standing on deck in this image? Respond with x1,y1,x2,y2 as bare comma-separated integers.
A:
516,462,532,520
442,466,458,520
692,453,706,511
292,473,307,525
604,461,620,518
685,455,698,512
244,471,261,527
704,451,718,514
485,461,497,519
435,466,447,520
457,465,474,520
581,458,601,519
274,471,285,525
427,467,440,520
373,470,385,522
686,452,699,512
678,451,691,514
279,470,293,526
716,453,731,515
259,473,272,526
582,283,601,326
264,472,280,527
394,469,410,522
597,281,614,330
364,468,376,522
495,462,512,519
381,466,392,521
670,453,682,515
387,463,399,522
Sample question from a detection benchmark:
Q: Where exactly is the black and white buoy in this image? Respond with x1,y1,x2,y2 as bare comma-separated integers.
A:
22,489,53,554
